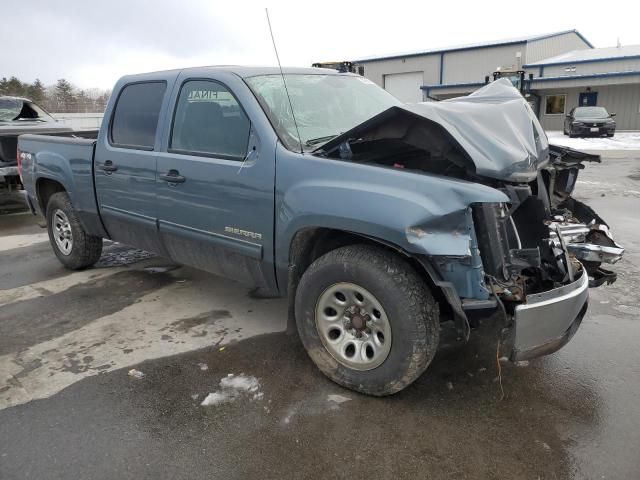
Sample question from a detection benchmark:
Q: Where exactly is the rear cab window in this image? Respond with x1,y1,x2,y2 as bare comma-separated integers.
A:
110,82,167,150
169,80,250,160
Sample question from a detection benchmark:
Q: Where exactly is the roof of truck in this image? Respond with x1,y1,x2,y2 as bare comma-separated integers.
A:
119,65,349,81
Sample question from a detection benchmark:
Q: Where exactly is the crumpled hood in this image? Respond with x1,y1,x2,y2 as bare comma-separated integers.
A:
320,78,550,182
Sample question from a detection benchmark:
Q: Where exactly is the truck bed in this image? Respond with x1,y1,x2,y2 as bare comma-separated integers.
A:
1,129,98,182
19,131,103,235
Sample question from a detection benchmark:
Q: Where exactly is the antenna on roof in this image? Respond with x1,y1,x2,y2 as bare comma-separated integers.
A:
617,37,622,48
265,8,303,154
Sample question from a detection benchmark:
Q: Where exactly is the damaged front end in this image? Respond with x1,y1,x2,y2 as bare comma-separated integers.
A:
316,78,624,362
479,144,624,360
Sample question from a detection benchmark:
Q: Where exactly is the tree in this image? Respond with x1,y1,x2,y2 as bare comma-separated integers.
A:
27,79,46,104
1,75,110,113
1,76,27,97
54,78,75,113
95,91,111,112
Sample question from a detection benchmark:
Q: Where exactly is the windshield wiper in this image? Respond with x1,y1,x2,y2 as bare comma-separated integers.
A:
305,134,340,147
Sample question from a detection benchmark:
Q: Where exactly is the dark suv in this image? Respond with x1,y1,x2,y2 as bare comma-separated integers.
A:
564,106,616,137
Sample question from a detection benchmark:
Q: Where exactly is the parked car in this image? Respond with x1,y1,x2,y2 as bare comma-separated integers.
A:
564,106,616,138
18,70,624,395
0,96,72,190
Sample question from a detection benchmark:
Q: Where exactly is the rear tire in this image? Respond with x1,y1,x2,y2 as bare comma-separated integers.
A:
46,192,103,270
295,244,439,396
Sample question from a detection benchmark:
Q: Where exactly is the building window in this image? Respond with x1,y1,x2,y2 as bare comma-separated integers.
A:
545,94,566,115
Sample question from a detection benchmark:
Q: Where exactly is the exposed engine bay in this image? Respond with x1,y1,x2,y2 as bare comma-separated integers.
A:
316,79,624,323
471,144,624,312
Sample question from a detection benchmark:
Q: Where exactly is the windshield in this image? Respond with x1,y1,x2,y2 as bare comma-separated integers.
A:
245,74,401,151
574,107,609,118
0,98,55,122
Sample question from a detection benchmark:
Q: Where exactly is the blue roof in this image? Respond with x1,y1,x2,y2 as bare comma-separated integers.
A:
354,29,593,63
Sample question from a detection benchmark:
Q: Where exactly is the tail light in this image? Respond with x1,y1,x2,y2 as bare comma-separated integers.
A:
16,149,29,181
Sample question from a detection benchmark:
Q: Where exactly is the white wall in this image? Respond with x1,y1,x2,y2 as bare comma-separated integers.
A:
526,32,592,65
359,54,440,90
51,113,104,130
537,84,640,130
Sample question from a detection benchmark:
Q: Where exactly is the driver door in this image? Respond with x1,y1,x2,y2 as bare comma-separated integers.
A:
155,73,276,289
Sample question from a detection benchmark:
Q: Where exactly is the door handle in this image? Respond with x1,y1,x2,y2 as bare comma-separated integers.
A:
159,169,186,184
100,160,118,173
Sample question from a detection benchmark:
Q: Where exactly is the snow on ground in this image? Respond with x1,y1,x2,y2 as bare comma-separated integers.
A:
546,131,640,151
200,373,261,407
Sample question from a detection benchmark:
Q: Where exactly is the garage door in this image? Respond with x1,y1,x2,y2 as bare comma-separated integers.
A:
383,72,424,103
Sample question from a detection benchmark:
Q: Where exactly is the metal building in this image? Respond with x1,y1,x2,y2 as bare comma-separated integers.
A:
354,30,640,130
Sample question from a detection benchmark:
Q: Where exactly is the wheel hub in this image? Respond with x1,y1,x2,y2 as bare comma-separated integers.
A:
315,282,392,371
52,209,73,256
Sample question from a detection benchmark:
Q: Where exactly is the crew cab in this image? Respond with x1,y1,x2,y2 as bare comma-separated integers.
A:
18,67,624,395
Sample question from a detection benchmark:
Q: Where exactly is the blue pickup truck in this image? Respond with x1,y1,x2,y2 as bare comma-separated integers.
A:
17,67,623,395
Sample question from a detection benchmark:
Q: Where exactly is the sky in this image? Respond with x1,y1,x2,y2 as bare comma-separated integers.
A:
2,0,640,90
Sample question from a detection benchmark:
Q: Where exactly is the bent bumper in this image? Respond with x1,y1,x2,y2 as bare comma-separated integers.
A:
510,269,589,361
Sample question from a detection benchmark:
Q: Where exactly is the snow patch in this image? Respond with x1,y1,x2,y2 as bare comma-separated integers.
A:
197,363,208,371
547,131,640,151
220,373,260,393
201,391,234,406
327,394,351,404
200,373,262,407
128,369,145,379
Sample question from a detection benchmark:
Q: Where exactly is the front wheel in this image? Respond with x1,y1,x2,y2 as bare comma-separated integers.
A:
46,192,103,270
295,245,439,396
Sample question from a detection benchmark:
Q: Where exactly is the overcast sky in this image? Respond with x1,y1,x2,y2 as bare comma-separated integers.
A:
2,0,639,90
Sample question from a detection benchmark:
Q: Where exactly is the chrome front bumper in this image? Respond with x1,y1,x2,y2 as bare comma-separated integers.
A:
510,269,589,361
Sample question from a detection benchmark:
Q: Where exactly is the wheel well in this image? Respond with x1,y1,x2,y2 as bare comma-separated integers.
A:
36,178,66,214
287,228,450,318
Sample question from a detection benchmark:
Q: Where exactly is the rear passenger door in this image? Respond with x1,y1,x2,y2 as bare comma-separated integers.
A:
94,77,173,254
155,72,276,289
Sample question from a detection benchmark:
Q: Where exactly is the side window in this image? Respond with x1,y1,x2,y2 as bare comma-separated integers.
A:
110,82,166,150
170,80,250,160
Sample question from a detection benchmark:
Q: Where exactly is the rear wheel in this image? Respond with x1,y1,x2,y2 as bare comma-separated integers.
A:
46,192,103,270
295,244,439,396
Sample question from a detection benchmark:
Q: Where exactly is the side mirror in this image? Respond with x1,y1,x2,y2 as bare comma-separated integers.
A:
565,114,571,118
610,113,616,117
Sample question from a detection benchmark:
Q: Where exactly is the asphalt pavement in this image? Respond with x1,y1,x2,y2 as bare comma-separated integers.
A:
0,156,639,479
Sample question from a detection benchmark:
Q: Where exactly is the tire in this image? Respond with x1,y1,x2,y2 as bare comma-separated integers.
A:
295,244,439,396
46,192,103,270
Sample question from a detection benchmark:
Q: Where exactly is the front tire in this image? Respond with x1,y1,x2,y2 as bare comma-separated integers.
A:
295,245,439,396
46,192,103,270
